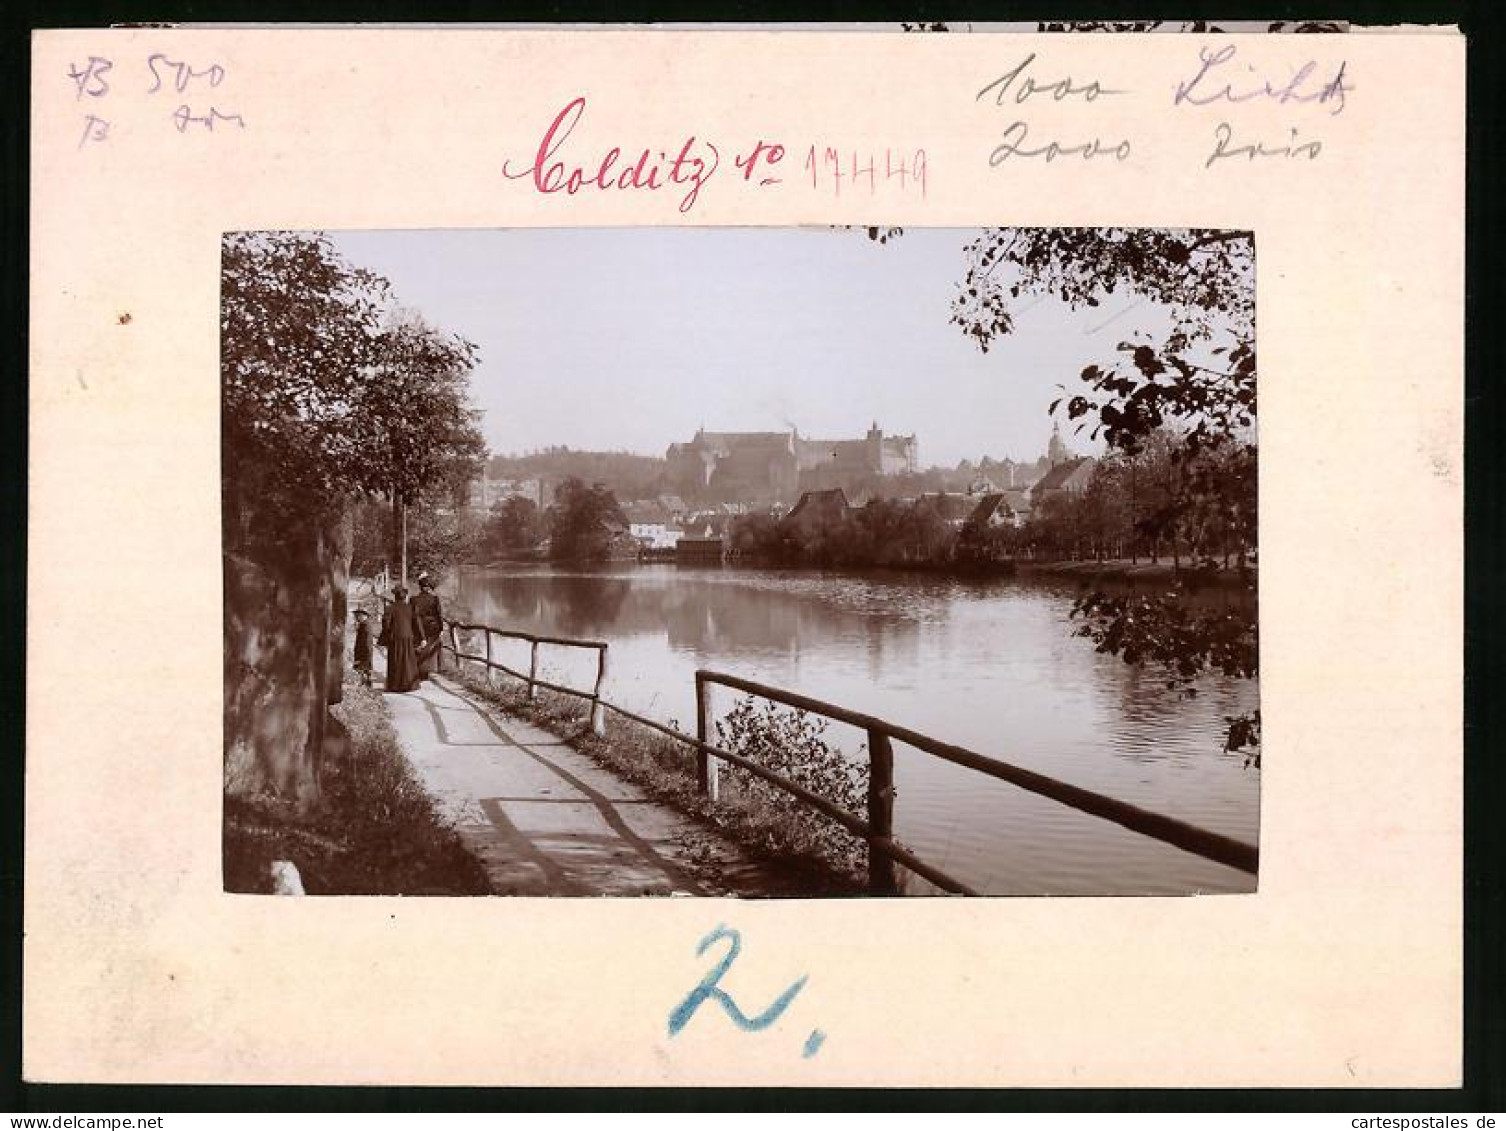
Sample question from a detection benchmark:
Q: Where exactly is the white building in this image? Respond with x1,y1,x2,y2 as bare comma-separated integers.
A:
623,502,682,549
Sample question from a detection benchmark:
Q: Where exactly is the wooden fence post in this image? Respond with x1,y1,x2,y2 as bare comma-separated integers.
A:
448,623,460,674
866,728,898,895
590,645,609,737
696,674,720,802
483,629,493,687
528,641,539,701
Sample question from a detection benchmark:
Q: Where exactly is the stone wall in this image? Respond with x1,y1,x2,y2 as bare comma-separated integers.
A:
223,510,351,808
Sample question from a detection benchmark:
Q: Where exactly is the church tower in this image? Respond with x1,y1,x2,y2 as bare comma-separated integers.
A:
1047,420,1070,467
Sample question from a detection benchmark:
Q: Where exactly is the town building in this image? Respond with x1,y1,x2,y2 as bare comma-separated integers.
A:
967,488,1033,531
1030,456,1097,501
622,501,680,550
784,488,852,531
469,473,549,512
656,494,689,522
915,492,977,529
675,516,729,564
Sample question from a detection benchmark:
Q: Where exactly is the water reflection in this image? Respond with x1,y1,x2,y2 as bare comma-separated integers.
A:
455,563,1259,895
463,565,928,660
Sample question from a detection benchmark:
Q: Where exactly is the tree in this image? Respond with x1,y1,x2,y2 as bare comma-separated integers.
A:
548,478,626,561
483,496,544,557
221,232,487,806
221,232,391,545
222,236,487,557
941,228,1260,759
728,511,781,558
343,309,486,581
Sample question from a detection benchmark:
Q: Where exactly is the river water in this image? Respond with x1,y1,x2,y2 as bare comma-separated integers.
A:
453,563,1259,896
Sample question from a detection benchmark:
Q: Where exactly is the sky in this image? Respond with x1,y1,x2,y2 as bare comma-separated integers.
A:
327,227,1173,469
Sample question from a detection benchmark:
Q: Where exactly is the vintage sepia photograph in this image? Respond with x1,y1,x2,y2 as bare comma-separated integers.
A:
221,226,1259,898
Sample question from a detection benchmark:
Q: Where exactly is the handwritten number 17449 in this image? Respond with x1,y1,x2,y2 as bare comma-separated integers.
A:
804,147,927,198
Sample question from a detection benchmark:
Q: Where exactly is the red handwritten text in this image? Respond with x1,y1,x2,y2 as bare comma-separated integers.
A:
734,139,786,185
804,147,928,198
503,96,721,214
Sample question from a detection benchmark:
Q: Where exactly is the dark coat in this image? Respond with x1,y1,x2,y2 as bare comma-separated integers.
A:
379,599,421,692
411,590,444,676
353,621,373,666
411,591,443,640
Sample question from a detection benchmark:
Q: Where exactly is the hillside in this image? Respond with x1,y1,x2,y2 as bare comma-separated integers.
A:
487,447,670,500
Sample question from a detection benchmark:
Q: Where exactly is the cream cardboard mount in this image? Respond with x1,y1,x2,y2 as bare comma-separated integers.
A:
26,28,1463,1087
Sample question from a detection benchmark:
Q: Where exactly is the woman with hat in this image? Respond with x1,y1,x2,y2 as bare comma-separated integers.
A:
377,585,422,693
412,572,445,682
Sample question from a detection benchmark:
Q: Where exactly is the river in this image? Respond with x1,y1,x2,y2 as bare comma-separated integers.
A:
452,563,1259,896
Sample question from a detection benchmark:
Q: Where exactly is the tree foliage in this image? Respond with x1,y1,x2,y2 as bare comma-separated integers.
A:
221,233,486,567
547,478,627,562
360,312,487,510
222,232,390,543
222,234,485,536
944,228,1260,760
350,496,478,581
730,497,955,568
482,496,545,557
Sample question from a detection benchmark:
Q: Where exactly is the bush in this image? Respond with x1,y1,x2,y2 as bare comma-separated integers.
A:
715,697,871,875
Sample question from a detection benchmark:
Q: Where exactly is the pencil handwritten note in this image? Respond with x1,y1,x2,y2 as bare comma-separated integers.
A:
64,46,245,149
979,42,1348,170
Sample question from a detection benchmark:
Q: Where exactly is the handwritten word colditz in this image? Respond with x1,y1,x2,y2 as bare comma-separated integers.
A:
503,96,722,215
978,54,1130,166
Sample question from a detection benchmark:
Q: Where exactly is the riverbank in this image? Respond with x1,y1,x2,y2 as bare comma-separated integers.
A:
452,669,868,895
1015,558,1257,588
222,675,493,895
471,555,1254,588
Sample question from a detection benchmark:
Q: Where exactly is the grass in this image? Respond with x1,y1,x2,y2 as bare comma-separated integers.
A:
451,666,866,896
223,675,493,896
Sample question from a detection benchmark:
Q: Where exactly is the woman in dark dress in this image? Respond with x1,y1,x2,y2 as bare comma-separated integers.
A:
378,586,421,692
352,608,374,687
411,574,444,681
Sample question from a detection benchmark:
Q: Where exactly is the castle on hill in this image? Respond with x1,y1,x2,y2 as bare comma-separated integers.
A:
666,422,918,503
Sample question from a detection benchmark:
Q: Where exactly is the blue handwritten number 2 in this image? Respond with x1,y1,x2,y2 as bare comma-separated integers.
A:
668,925,808,1038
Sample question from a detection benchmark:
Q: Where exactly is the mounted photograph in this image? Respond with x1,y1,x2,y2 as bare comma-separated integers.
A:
221,225,1259,898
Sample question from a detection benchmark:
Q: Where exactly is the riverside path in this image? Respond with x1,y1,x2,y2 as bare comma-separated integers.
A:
379,670,808,896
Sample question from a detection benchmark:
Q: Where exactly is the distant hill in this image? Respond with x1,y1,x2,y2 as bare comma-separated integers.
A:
487,447,669,501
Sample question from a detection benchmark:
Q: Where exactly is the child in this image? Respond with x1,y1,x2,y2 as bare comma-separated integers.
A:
353,608,374,687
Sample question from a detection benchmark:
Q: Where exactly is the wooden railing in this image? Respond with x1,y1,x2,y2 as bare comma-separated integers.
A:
444,620,610,735
374,594,1259,896
694,670,1260,896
